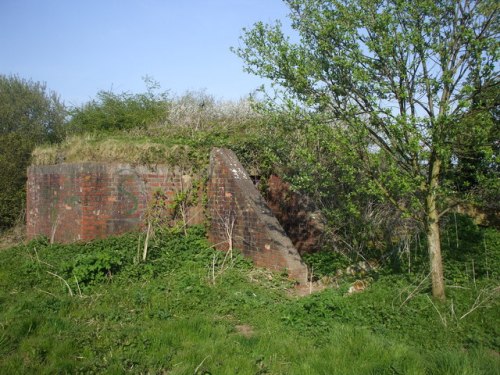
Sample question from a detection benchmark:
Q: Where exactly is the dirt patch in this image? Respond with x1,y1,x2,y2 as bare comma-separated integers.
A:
289,281,329,297
235,324,254,338
489,349,500,358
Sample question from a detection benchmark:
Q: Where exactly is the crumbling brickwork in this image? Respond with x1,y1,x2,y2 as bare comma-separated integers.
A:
207,148,307,282
265,175,326,254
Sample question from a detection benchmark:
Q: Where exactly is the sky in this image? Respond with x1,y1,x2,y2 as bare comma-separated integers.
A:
0,0,291,106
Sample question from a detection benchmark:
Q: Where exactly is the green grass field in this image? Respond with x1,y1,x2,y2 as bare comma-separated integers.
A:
0,226,498,374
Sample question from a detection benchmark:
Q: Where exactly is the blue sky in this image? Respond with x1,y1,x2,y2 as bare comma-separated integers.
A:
0,0,291,106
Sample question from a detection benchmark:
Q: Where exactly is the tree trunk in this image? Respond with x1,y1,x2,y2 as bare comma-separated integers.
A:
426,211,445,300
426,157,446,300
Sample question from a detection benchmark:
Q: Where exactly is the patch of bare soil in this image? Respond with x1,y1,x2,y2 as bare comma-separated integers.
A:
235,324,254,338
289,281,329,297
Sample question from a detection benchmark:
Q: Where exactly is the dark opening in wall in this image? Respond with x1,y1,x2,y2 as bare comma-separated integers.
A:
265,175,326,254
250,175,261,187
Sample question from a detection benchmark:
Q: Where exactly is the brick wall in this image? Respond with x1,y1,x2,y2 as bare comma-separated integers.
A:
207,148,308,283
265,175,326,254
27,163,203,243
27,150,309,283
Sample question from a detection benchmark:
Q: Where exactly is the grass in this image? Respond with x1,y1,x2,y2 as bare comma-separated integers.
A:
31,133,208,170
0,226,499,374
31,116,267,169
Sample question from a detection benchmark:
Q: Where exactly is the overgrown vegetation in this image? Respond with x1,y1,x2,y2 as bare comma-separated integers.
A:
0,74,66,230
3,67,498,291
1,2,498,370
0,225,498,374
234,0,499,300
6,72,498,297
31,85,265,173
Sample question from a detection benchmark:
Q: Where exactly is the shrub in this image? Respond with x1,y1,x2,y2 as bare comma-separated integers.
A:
0,75,66,230
301,250,351,278
68,80,169,134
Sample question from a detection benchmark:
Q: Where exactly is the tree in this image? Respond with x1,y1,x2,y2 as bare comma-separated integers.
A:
0,75,66,230
448,83,499,209
234,0,499,299
0,75,66,141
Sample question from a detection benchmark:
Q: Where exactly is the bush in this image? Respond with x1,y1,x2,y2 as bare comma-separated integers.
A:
0,75,66,230
68,81,169,134
0,134,34,228
301,250,351,278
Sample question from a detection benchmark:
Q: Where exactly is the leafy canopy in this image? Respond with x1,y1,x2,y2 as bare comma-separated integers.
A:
0,75,66,229
235,0,499,219
235,0,499,299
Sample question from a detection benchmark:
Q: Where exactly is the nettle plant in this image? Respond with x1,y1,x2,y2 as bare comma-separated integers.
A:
62,251,124,288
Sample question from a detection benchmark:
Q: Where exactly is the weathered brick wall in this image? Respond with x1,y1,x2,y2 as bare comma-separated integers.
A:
207,148,308,282
27,163,203,243
265,175,326,254
27,150,309,283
